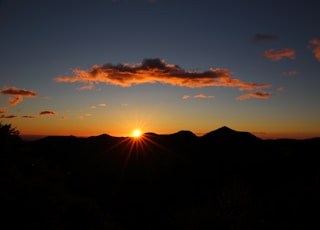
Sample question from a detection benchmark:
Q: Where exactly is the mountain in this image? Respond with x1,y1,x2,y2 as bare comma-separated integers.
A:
2,127,320,229
201,126,261,142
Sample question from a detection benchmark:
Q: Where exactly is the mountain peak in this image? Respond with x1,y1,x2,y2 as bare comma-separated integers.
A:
202,126,260,142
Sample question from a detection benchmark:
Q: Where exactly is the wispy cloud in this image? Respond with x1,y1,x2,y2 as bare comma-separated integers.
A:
236,92,274,100
0,115,18,119
194,93,215,99
8,96,23,106
39,110,56,117
263,49,295,61
252,33,278,42
22,115,36,119
281,70,298,76
55,58,271,91
0,86,39,106
89,103,106,109
183,93,215,99
309,38,320,61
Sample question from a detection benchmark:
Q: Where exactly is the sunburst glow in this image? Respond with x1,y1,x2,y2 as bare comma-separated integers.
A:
132,129,142,138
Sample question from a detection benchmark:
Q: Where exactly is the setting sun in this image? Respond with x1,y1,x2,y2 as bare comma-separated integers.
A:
132,129,142,138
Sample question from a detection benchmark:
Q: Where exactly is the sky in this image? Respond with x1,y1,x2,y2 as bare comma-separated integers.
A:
1,0,320,139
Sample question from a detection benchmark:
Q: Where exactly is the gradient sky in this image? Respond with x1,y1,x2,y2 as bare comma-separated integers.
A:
1,0,320,139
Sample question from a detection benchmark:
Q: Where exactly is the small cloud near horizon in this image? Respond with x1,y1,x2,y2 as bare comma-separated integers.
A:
39,110,56,117
263,49,295,61
0,114,18,119
236,92,274,100
0,86,40,106
22,115,36,118
183,94,215,99
55,58,271,91
252,33,278,42
309,38,320,61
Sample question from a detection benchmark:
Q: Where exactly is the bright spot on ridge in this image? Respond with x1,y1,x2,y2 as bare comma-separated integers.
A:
132,129,142,138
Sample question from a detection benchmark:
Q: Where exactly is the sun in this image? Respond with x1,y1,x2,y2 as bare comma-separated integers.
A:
132,129,142,138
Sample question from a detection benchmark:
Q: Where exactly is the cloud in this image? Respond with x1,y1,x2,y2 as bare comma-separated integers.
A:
0,115,18,119
22,115,36,119
252,33,278,42
183,94,215,99
236,92,274,100
39,110,56,117
281,70,298,76
263,49,295,61
8,96,23,106
55,58,271,91
309,38,320,61
194,93,215,99
277,87,284,91
98,103,107,107
0,86,39,106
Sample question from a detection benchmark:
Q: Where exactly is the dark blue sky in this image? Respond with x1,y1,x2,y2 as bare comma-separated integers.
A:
1,0,320,138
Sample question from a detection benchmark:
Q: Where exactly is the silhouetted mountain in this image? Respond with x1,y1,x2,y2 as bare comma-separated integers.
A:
201,126,261,142
2,127,320,229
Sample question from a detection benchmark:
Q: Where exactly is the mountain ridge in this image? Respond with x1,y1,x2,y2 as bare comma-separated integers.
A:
25,126,319,142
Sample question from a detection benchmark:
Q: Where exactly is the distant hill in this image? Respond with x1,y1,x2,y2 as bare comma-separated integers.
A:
3,126,320,229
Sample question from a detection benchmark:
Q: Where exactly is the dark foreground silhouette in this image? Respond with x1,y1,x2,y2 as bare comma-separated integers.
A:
2,126,320,229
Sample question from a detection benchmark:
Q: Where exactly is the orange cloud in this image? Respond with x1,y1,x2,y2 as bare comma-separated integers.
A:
0,86,39,106
8,96,23,106
194,94,215,99
263,49,295,61
98,103,107,107
0,115,18,119
39,110,56,117
236,92,274,100
281,70,298,76
55,58,271,91
277,87,284,91
309,38,320,61
22,115,36,118
183,94,215,99
0,87,39,97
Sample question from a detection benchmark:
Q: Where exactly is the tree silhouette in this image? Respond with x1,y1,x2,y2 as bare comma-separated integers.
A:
0,121,21,154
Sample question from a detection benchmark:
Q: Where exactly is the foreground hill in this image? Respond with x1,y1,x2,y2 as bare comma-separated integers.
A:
2,127,320,229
